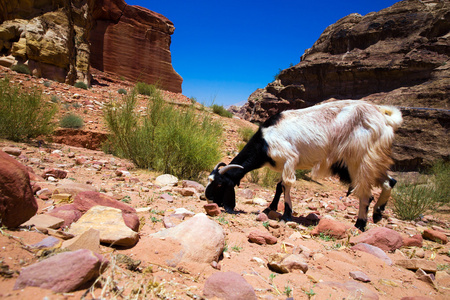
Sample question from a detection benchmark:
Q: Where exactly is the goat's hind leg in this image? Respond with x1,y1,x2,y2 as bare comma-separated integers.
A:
373,176,397,223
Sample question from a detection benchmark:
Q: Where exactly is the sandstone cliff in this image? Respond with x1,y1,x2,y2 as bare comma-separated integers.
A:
0,0,182,92
240,0,449,171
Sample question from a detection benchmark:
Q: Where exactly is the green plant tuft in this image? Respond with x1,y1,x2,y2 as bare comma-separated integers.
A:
118,88,127,95
135,82,158,96
104,88,222,180
11,64,31,75
0,77,57,141
392,160,450,220
60,113,84,129
74,81,88,90
239,127,255,142
211,104,233,118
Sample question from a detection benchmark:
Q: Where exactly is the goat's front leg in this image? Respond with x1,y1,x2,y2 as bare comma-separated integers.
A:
373,176,397,223
281,184,293,221
263,181,284,215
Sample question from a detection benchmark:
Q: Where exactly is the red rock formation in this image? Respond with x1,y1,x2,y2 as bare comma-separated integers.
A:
239,0,449,170
90,0,182,93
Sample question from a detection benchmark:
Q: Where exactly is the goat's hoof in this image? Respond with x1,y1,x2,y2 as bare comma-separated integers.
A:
224,206,235,214
373,212,382,223
281,215,292,223
355,218,366,232
262,208,272,215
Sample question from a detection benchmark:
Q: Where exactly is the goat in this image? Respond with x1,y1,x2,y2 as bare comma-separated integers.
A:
205,100,402,231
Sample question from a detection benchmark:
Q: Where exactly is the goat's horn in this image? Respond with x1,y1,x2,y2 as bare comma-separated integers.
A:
214,162,226,170
219,164,244,175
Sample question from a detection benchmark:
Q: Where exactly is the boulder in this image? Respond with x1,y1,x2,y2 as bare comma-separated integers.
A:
204,203,221,216
203,271,257,300
21,214,64,229
62,228,101,254
317,281,379,300
48,191,139,231
13,249,107,293
0,151,38,228
350,227,403,252
155,174,178,187
151,213,225,264
68,206,139,247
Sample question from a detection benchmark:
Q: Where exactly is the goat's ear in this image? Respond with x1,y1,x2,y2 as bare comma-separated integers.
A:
223,186,236,211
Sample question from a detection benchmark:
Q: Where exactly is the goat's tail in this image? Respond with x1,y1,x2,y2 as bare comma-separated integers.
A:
377,105,403,130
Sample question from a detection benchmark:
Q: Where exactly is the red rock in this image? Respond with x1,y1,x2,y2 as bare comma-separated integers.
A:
256,212,269,222
248,230,277,245
13,249,107,293
350,227,403,252
181,180,205,193
403,234,423,247
42,168,67,179
349,271,371,282
90,0,182,93
311,218,351,239
203,271,257,300
422,229,448,244
0,151,38,228
204,203,221,216
47,204,83,228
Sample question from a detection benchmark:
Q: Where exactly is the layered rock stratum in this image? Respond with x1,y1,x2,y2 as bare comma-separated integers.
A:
238,0,449,171
0,0,182,92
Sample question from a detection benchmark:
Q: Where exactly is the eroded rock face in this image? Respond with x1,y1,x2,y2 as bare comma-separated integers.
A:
89,0,182,93
240,0,449,170
0,0,182,92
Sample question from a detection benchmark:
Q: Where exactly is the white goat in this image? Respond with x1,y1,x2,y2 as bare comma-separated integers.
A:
205,100,402,231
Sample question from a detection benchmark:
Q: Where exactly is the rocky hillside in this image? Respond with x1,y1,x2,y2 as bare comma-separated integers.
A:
237,0,449,171
0,0,182,92
0,61,449,300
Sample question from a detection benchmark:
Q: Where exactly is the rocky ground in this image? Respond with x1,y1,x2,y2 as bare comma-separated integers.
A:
0,66,449,299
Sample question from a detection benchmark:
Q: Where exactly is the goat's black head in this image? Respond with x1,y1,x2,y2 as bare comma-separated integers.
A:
205,162,244,212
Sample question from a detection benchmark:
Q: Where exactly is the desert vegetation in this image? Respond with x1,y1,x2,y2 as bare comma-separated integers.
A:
103,83,223,180
0,77,57,142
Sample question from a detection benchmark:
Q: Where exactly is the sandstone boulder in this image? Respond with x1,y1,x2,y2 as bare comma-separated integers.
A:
311,218,351,239
0,151,38,228
13,249,107,293
151,213,225,264
68,206,139,247
350,227,403,252
203,271,257,300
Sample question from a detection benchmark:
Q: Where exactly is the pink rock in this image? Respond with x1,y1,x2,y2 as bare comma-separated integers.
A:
317,281,378,300
42,168,67,179
311,218,351,239
13,249,107,293
403,234,423,247
350,227,403,252
248,230,277,245
181,180,205,193
256,212,269,222
204,203,221,216
203,271,257,300
349,270,371,282
351,243,392,265
0,151,38,228
47,204,83,228
422,228,448,244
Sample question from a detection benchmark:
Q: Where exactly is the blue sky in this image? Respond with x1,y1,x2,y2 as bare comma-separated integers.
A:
127,0,399,107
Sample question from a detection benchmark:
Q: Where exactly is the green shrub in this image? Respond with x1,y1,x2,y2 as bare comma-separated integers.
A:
118,88,127,95
74,81,88,90
104,89,222,180
50,95,60,103
392,160,450,220
239,127,255,142
11,64,31,75
0,77,57,141
135,82,158,96
43,81,51,87
60,113,84,129
261,168,280,187
211,104,233,118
